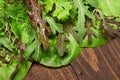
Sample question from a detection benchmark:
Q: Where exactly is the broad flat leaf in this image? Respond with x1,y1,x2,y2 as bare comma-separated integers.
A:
98,0,120,17
38,34,83,67
85,0,98,8
0,61,17,80
13,61,31,80
0,60,31,80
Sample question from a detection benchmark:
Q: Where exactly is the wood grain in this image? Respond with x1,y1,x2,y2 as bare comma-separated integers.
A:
24,38,120,80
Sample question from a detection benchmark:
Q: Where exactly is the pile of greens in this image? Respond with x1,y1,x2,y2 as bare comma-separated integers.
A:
0,0,120,79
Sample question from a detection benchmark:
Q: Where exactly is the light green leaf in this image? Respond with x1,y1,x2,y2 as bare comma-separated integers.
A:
0,36,13,51
98,0,120,17
0,61,17,80
13,61,31,80
85,0,98,8
46,17,63,35
81,20,110,47
41,0,72,21
44,0,54,13
73,0,86,44
52,1,72,21
0,60,31,80
24,40,38,60
32,45,42,61
38,34,83,67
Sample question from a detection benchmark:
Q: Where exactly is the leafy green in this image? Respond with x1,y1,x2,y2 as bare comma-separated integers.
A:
0,61,17,80
81,20,110,47
73,0,86,44
98,0,120,17
0,36,13,51
85,0,98,8
41,0,72,21
54,34,68,56
24,39,38,60
0,0,120,79
7,2,35,44
45,17,63,35
13,61,31,80
0,60,31,80
39,34,83,67
0,1,34,80
32,45,42,61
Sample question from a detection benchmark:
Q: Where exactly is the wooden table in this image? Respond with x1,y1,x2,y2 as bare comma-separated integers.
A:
25,38,120,80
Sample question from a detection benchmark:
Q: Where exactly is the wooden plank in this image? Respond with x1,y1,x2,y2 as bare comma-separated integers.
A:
71,38,120,80
25,38,120,80
24,64,78,80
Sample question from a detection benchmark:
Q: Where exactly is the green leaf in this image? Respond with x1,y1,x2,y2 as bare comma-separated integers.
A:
73,0,86,44
24,40,38,60
81,20,110,47
0,0,5,17
0,60,31,80
98,0,120,17
0,36,13,51
37,34,83,67
85,0,98,8
41,0,72,21
0,61,17,80
43,0,54,13
46,17,63,35
6,1,35,44
11,22,35,44
55,34,68,56
52,1,72,21
13,61,31,80
32,45,42,61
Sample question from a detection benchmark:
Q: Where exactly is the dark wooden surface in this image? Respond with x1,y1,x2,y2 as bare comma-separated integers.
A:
24,38,120,80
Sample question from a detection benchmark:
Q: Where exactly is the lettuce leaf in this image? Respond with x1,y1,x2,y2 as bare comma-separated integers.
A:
0,61,31,80
39,34,83,67
98,0,120,17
